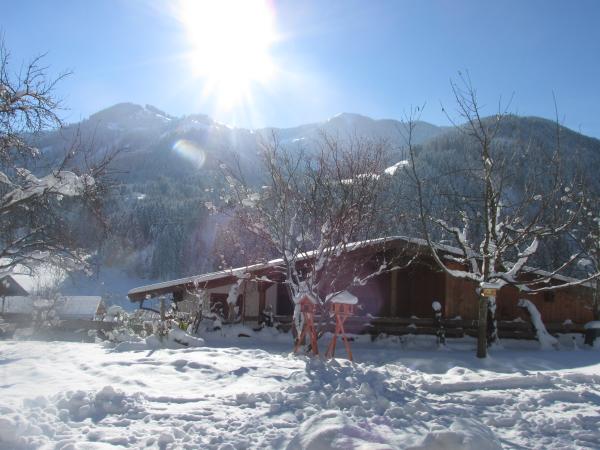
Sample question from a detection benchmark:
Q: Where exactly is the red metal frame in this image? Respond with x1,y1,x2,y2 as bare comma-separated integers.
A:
293,296,319,356
325,302,354,361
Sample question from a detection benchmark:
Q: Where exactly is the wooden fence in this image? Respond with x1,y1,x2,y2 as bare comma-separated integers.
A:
273,315,584,340
2,311,584,342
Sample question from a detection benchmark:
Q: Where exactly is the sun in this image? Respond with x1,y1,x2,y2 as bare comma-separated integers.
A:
177,0,279,110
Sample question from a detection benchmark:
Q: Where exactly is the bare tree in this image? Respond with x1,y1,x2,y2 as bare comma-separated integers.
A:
403,73,599,358
570,194,600,320
0,37,118,278
222,132,405,341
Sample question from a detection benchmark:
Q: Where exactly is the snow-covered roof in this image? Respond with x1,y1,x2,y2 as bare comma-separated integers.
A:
128,235,593,301
584,321,600,330
127,262,271,299
1,296,102,319
293,292,318,305
128,237,400,300
0,275,29,296
58,296,103,319
326,291,359,305
0,263,67,295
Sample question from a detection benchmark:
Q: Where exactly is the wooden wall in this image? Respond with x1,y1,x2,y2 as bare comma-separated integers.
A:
348,258,593,325
178,251,593,326
444,274,480,320
349,264,446,319
397,265,446,318
444,274,593,324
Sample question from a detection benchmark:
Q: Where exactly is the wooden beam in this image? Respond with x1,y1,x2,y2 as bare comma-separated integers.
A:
258,282,267,317
389,270,398,317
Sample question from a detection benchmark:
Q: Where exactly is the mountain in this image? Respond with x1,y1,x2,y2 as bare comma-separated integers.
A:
261,112,448,149
419,115,600,192
29,104,600,302
38,104,447,187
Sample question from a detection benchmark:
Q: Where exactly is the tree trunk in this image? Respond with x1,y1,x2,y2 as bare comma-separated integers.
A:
487,296,498,345
477,294,488,358
594,279,600,322
159,297,166,343
160,297,166,321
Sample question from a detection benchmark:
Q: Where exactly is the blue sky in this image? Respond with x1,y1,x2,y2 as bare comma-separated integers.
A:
3,0,600,136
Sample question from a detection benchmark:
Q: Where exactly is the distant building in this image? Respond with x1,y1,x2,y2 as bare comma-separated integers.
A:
1,275,30,314
0,275,29,297
1,294,103,321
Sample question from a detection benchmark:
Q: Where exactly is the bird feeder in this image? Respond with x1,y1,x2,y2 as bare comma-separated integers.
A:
293,293,319,356
325,291,357,361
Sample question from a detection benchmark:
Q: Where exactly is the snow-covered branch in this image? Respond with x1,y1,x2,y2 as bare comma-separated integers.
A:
0,37,118,276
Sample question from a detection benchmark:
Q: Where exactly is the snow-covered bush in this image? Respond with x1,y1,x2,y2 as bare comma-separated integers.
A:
28,295,64,330
100,306,146,343
97,303,203,349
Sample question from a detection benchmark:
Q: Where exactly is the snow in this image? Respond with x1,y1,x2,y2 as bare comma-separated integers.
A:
105,305,124,319
1,296,101,319
518,299,559,350
241,192,261,207
294,291,317,304
226,280,242,305
128,263,268,298
0,263,67,295
584,321,600,330
326,291,358,305
3,169,92,209
0,171,12,186
384,160,409,176
56,296,102,319
408,418,502,450
0,335,599,449
142,327,205,350
480,281,503,290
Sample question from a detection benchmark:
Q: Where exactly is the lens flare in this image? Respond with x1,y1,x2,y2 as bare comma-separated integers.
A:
172,139,206,168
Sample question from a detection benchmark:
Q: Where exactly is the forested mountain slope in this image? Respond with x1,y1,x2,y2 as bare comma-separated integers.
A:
33,104,600,288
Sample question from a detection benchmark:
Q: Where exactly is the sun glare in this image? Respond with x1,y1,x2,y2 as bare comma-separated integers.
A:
178,0,279,110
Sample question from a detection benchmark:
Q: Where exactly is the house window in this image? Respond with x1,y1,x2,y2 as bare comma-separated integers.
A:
276,284,293,315
210,293,229,317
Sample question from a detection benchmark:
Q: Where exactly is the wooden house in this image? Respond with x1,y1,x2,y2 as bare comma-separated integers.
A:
127,237,594,338
1,275,29,315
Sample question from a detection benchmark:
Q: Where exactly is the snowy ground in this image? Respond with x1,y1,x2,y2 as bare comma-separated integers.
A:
1,333,599,449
